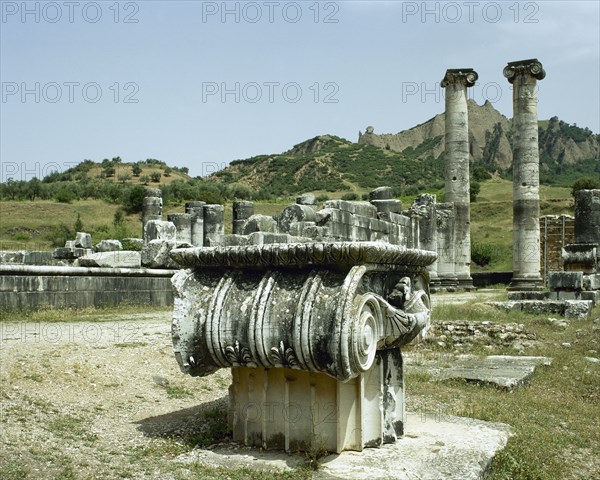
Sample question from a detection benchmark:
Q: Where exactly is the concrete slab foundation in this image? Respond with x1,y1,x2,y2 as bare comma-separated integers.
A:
405,354,552,390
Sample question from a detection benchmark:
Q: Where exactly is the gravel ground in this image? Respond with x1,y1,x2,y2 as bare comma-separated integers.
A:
0,292,505,479
0,311,232,479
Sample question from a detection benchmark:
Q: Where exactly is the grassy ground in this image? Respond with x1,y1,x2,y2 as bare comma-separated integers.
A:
404,301,600,480
1,300,598,479
0,200,141,251
0,304,171,323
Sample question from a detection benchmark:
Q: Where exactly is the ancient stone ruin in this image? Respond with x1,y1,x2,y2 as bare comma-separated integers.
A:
492,189,599,318
165,186,468,452
441,68,478,290
504,59,546,291
171,242,434,452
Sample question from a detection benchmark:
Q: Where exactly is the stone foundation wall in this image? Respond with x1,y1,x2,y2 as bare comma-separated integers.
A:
0,265,176,310
540,215,574,282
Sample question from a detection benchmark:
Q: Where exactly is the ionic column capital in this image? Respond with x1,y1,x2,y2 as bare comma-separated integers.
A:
441,68,478,88
503,58,545,84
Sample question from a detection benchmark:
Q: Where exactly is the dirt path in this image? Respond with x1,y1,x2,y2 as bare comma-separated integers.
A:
1,312,233,479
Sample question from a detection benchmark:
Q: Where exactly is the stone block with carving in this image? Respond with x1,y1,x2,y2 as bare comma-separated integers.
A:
170,242,436,453
144,220,177,243
78,251,141,268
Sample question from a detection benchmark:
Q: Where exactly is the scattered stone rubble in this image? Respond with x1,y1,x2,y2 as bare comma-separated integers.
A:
421,321,538,352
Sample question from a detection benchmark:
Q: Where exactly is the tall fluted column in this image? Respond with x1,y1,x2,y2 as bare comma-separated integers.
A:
504,59,546,290
441,68,478,290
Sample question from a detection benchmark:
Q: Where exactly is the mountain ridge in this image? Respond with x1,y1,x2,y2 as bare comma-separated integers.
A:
210,100,598,197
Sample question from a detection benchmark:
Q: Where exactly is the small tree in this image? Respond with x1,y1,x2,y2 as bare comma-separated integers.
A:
112,209,128,239
122,185,146,214
470,181,481,202
150,171,162,183
139,175,150,185
113,209,125,227
132,163,142,177
163,166,172,177
118,173,131,184
27,177,42,201
74,213,84,232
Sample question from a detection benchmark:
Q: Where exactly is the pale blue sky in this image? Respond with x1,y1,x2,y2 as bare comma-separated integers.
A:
1,0,599,181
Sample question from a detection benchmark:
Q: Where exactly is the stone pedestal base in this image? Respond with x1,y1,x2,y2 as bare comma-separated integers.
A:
439,275,459,292
457,275,475,291
429,274,443,293
507,275,544,291
228,349,404,454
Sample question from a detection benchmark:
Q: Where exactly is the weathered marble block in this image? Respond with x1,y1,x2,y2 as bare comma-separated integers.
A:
170,242,436,453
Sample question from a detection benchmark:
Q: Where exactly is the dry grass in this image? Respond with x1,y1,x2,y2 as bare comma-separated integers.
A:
405,303,600,480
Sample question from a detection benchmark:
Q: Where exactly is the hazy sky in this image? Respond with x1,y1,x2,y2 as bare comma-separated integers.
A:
1,0,599,181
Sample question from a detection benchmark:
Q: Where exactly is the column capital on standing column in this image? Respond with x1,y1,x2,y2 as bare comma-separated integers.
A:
503,59,545,84
441,68,478,88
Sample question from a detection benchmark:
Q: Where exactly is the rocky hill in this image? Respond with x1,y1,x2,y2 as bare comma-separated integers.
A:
358,100,599,176
211,100,598,198
212,134,446,198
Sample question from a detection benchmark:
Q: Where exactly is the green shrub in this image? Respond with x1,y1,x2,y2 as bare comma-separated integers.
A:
55,187,76,203
470,181,481,202
74,213,84,232
113,209,125,227
48,224,74,247
471,242,498,267
341,192,358,201
316,194,330,202
121,239,142,251
472,166,492,182
571,177,600,197
12,232,31,241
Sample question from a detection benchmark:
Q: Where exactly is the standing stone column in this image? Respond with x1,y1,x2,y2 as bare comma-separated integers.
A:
574,190,600,244
435,202,458,291
232,201,254,235
186,202,206,247
410,194,441,291
203,204,225,246
504,59,546,290
167,214,193,245
142,188,162,241
441,68,478,290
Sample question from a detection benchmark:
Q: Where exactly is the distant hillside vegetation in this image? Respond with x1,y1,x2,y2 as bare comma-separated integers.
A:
212,134,445,198
1,101,597,204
